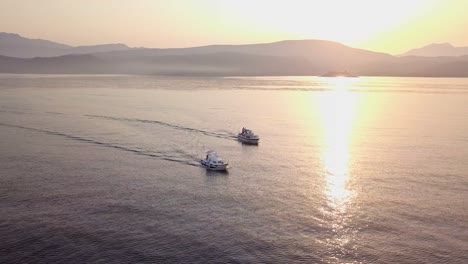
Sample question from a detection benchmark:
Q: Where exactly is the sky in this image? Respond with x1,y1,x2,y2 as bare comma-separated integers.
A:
1,0,467,54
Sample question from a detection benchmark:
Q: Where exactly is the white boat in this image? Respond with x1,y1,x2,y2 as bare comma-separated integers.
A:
237,127,259,144
200,150,229,171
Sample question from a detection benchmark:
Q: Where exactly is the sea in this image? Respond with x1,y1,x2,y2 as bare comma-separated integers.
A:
0,74,467,263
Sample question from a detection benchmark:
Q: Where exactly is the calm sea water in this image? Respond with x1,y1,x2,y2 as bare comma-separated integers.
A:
0,75,467,263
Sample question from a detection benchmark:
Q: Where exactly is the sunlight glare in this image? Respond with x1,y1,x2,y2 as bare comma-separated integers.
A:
215,0,434,46
319,87,358,208
313,79,361,258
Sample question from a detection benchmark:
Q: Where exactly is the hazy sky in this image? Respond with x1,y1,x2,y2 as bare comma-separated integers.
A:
1,0,467,54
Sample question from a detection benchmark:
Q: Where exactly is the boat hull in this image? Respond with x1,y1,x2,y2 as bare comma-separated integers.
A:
200,160,229,171
237,135,259,145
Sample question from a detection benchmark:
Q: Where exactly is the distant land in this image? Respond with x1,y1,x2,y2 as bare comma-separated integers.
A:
0,32,130,58
400,43,468,57
320,71,358,77
1,32,468,77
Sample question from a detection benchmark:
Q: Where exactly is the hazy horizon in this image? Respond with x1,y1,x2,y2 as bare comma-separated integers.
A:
1,2,468,263
0,31,388,51
2,0,468,55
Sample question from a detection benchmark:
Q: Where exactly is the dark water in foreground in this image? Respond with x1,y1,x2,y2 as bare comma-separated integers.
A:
0,75,467,263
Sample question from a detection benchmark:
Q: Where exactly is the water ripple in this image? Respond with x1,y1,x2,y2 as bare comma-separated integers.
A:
0,122,200,167
85,115,237,140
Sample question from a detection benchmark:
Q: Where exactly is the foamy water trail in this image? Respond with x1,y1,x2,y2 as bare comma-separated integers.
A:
85,115,237,140
0,123,201,167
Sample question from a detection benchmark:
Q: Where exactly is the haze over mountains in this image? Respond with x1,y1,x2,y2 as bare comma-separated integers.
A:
0,33,130,58
1,32,468,77
400,43,468,57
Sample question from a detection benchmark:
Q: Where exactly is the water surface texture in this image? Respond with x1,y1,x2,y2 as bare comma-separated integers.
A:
1,75,467,263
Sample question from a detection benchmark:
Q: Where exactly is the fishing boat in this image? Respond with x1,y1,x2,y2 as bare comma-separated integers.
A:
200,150,229,171
237,127,260,144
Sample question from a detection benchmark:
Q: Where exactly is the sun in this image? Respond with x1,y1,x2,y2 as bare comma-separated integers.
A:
214,0,436,48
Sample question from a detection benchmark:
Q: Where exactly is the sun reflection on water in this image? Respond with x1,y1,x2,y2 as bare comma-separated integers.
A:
317,78,360,260
320,84,357,207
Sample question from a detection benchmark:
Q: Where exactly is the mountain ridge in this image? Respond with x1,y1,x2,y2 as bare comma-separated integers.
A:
400,43,468,57
1,32,468,77
0,32,131,58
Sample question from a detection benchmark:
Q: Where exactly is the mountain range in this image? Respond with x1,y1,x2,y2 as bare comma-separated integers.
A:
400,43,468,57
0,32,130,58
1,32,468,77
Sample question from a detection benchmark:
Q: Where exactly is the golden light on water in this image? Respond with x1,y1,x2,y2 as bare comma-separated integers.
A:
319,78,359,209
316,78,361,258
304,77,390,260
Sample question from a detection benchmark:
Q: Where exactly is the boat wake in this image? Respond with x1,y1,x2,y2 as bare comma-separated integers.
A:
85,115,237,140
0,123,201,167
0,109,33,115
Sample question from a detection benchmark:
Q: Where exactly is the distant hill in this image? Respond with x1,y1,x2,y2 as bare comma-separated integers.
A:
0,52,320,75
95,39,394,71
0,32,71,58
0,32,130,58
0,38,395,76
70,44,130,54
400,43,468,57
1,32,468,76
358,55,468,77
0,54,109,74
